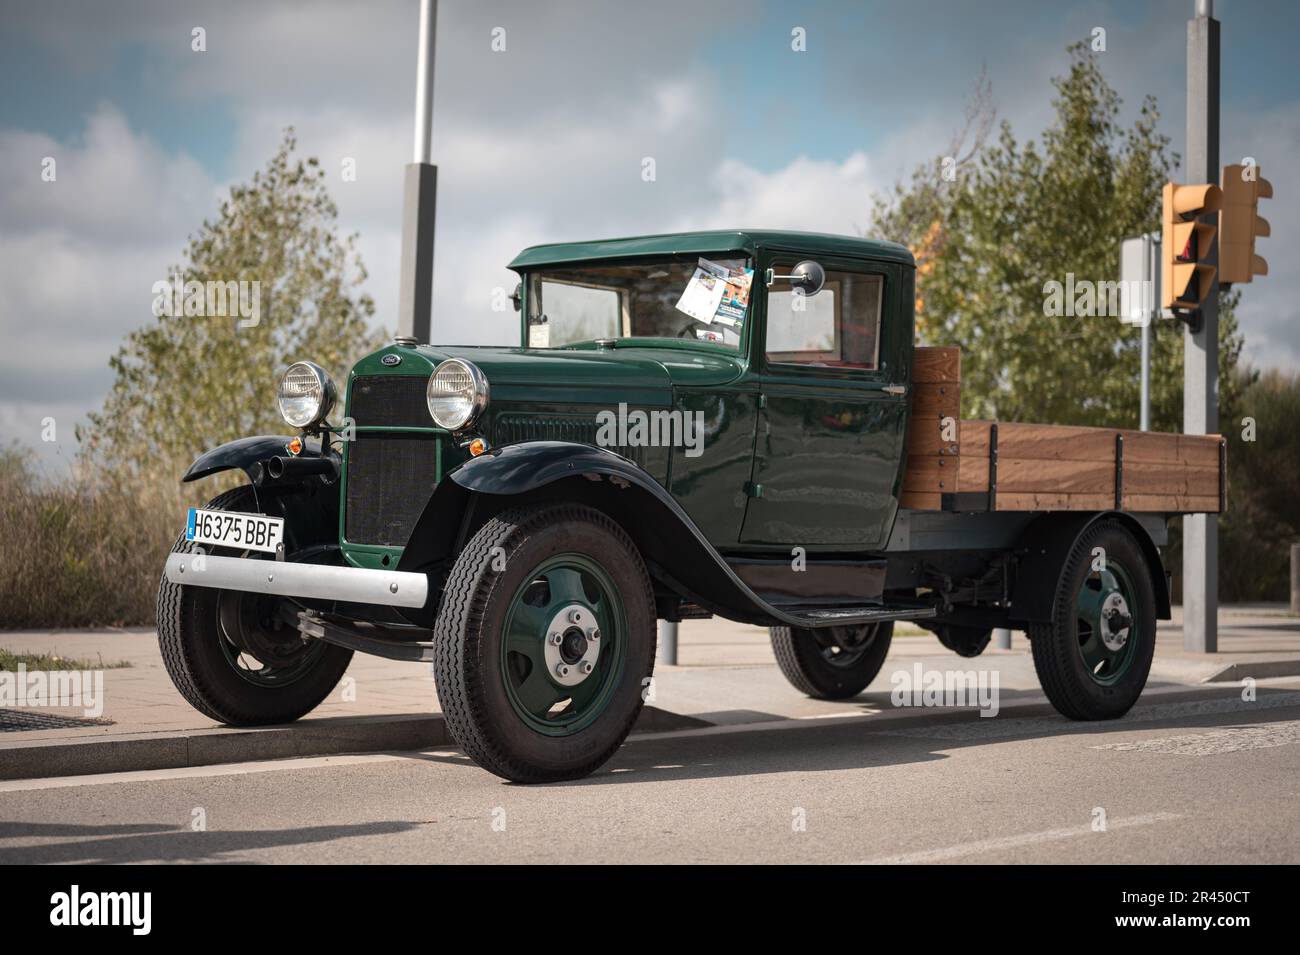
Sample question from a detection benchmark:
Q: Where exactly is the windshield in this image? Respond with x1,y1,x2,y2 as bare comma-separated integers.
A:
525,255,751,351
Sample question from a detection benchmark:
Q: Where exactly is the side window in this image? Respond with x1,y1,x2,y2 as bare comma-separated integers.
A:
766,265,883,370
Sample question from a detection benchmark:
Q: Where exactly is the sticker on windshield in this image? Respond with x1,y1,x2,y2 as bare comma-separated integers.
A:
675,258,752,327
713,266,753,327
528,321,550,348
675,258,729,323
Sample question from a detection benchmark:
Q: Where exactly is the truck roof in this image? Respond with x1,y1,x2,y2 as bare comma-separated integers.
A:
508,229,915,270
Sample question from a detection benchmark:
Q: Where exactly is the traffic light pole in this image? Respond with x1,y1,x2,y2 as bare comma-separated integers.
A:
1183,0,1219,653
397,0,438,344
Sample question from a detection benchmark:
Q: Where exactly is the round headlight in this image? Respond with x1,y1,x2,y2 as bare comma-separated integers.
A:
427,358,489,431
276,361,337,429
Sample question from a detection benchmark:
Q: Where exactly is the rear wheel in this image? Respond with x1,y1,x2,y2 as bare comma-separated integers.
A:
1029,520,1156,720
769,622,893,700
433,503,656,783
156,486,354,725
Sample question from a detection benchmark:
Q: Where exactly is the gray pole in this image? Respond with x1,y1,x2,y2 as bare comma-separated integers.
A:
1291,544,1300,615
658,621,679,666
1183,0,1219,652
1140,234,1153,431
397,0,438,343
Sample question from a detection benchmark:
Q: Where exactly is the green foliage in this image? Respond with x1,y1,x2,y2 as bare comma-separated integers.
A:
872,41,1246,431
79,129,383,481
1220,369,1300,600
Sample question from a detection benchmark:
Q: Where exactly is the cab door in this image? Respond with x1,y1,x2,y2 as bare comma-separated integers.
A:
740,254,909,549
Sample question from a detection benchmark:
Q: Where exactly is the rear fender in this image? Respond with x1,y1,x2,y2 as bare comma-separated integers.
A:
1007,511,1171,624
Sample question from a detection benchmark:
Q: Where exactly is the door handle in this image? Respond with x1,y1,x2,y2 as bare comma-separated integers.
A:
882,384,907,396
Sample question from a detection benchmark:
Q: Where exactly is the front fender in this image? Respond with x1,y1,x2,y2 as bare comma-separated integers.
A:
396,441,828,628
182,434,300,484
180,434,340,557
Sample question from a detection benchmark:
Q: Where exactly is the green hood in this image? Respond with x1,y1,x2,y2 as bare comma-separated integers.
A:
349,342,743,407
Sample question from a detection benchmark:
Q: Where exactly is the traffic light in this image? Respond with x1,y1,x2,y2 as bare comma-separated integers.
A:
1162,181,1222,311
1219,163,1272,286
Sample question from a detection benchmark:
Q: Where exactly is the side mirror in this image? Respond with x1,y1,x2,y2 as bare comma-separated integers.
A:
765,260,826,296
510,282,523,312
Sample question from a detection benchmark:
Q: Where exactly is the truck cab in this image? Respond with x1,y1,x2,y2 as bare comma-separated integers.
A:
159,229,1223,783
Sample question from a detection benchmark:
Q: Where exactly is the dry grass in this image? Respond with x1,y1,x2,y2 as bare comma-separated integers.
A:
0,448,214,629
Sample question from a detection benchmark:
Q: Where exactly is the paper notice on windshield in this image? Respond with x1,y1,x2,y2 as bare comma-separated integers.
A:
528,322,550,348
713,267,753,328
675,258,729,323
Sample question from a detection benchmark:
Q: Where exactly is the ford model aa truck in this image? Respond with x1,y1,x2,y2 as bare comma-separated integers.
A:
159,230,1225,782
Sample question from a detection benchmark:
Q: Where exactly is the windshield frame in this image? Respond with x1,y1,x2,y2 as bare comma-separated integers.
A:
517,251,754,357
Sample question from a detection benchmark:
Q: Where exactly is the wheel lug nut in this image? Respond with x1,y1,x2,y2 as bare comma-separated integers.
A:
549,632,562,645
581,662,594,674
568,609,583,624
588,628,601,641
556,664,570,678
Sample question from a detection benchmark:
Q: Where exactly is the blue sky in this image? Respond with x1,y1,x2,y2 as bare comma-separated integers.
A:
2,0,1298,472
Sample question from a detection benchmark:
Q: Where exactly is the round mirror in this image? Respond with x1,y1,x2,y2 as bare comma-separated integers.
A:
791,260,826,296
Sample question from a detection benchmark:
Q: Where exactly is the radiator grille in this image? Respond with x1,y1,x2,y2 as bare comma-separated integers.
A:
348,375,429,428
493,414,644,465
344,432,438,546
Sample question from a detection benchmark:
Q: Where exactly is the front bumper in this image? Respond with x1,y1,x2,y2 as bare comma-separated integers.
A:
163,553,428,609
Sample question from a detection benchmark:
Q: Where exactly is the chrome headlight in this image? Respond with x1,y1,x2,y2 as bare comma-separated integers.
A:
276,361,337,429
427,358,489,431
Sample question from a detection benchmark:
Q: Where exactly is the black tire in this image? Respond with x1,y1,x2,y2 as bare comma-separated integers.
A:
769,622,893,700
432,503,657,783
1029,519,1156,720
156,486,354,725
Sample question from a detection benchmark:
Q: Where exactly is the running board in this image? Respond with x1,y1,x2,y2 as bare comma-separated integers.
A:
776,604,938,627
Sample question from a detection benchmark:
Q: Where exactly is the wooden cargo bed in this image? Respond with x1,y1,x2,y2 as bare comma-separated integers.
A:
901,347,1226,514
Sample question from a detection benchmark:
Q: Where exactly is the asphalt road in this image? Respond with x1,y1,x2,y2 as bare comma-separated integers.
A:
3,681,1299,865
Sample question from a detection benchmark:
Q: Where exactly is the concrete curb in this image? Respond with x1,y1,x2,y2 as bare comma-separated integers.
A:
1203,658,1300,683
0,706,711,782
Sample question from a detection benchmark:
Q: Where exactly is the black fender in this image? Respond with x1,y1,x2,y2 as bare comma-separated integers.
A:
180,434,341,556
397,441,818,627
1007,511,1172,625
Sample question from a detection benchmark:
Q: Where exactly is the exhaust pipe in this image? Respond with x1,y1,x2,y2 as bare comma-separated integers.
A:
264,455,335,482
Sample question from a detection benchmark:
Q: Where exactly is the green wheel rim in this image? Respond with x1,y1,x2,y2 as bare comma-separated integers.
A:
500,553,628,737
1074,558,1142,686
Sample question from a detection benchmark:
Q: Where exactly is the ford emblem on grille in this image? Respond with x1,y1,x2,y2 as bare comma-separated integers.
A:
381,354,402,366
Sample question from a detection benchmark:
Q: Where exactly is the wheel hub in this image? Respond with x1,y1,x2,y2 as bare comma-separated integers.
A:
545,604,601,687
1100,591,1132,651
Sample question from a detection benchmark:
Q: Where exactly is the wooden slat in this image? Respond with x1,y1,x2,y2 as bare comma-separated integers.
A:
912,346,961,383
906,415,960,456
899,491,942,510
1122,493,1221,513
910,380,959,418
995,492,1114,511
902,454,957,493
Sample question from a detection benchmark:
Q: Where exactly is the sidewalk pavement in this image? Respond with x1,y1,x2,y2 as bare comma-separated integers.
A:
2,604,1297,779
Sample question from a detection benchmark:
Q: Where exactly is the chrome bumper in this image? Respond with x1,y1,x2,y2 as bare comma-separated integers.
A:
163,553,428,609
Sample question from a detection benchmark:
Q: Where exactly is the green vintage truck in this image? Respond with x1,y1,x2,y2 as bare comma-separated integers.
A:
159,230,1225,782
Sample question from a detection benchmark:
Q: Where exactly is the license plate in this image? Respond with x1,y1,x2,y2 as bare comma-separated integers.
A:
186,508,285,554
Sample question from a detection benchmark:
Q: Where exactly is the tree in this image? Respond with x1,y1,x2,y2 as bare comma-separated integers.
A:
79,130,382,481
872,42,1246,433
1219,368,1300,600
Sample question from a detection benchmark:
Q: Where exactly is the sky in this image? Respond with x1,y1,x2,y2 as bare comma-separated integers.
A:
2,0,1298,474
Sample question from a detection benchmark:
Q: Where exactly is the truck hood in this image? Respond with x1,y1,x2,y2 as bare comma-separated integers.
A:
402,343,744,392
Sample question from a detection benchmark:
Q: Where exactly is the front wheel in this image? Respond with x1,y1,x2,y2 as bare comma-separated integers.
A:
433,503,657,783
769,622,893,700
1029,519,1156,720
156,486,354,725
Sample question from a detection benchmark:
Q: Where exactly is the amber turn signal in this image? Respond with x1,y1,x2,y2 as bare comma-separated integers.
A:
468,438,488,456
